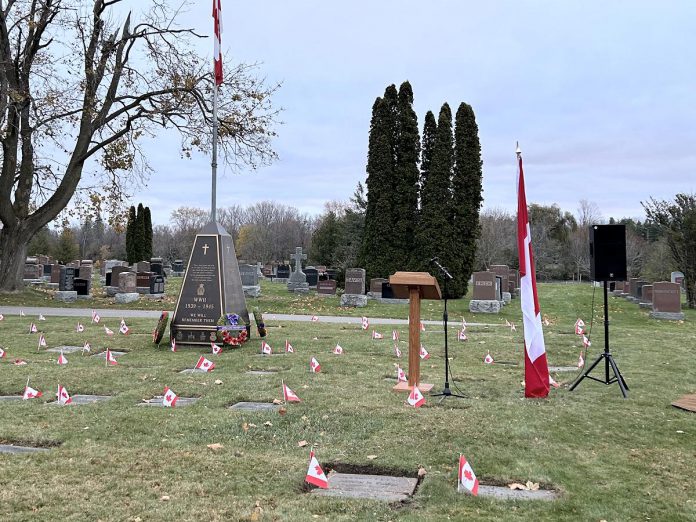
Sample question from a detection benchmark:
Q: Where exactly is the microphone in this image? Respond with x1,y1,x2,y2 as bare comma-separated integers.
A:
429,257,439,263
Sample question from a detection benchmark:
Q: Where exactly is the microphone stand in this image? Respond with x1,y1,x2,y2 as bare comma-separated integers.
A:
430,259,467,402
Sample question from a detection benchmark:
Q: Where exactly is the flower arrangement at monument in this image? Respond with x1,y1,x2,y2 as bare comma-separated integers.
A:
216,313,249,348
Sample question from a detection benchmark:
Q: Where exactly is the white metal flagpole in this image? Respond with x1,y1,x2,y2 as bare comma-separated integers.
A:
211,82,218,223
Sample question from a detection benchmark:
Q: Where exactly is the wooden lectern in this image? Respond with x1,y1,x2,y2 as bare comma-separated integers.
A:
389,271,442,392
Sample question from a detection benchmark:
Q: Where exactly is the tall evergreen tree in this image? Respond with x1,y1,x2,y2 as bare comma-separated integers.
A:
451,102,484,297
417,103,456,296
311,210,342,266
359,85,399,280
394,81,421,269
143,207,153,261
135,203,147,262
125,205,137,264
419,111,437,212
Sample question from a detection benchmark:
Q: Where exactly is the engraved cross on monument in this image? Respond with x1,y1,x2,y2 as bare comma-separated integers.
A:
287,246,309,293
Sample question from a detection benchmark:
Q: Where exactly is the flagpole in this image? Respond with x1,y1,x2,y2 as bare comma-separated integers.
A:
211,82,218,223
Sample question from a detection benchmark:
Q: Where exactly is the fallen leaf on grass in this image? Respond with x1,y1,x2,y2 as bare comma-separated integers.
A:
207,443,224,450
526,481,540,491
272,398,282,404
160,495,170,501
298,440,308,447
278,407,287,416
242,423,249,433
509,483,527,490
418,467,427,477
214,379,223,385
264,421,273,427
366,455,378,460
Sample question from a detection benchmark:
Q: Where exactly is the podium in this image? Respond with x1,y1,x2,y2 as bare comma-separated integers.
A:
389,271,442,392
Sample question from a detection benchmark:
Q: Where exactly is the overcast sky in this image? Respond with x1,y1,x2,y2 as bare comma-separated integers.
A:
131,1,696,225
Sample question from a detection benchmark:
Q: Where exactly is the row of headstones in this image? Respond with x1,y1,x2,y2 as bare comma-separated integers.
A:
612,277,685,320
469,265,521,314
104,260,166,303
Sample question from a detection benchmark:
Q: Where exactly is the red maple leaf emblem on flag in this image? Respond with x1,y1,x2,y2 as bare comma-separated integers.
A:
464,470,473,481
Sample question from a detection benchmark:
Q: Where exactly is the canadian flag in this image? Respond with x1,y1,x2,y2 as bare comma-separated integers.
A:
582,335,591,348
282,382,301,402
458,455,479,496
29,323,37,333
105,348,118,366
361,317,369,330
23,386,42,400
261,341,272,355
372,331,383,340
407,385,425,407
458,329,468,341
39,314,46,321
212,0,223,86
91,310,100,323
82,342,91,353
461,319,467,330
104,325,114,336
332,344,343,355
310,356,321,373
57,351,68,365
195,355,215,372
57,385,72,405
394,345,402,358
484,351,494,364
578,352,585,368
517,147,550,398
76,322,84,333
211,342,223,355
20,309,25,316
549,375,560,388
397,366,407,382
510,323,517,332
163,386,178,407
311,315,319,322
0,313,3,320
574,318,585,335
38,334,47,348
392,330,399,341
505,319,511,327
305,450,329,489
0,347,5,358
171,338,176,352
419,344,430,360
543,317,550,327
119,322,130,335
285,340,294,353
420,321,426,332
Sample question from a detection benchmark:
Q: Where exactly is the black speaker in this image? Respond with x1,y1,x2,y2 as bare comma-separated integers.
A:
589,224,627,281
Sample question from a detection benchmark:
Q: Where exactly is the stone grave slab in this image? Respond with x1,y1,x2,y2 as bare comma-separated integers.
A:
179,368,209,374
344,268,366,295
0,444,50,454
50,394,112,405
47,345,84,353
246,370,278,375
317,279,337,295
475,485,560,501
229,402,281,412
312,472,418,502
0,396,24,401
139,396,199,407
91,351,127,359
548,366,580,372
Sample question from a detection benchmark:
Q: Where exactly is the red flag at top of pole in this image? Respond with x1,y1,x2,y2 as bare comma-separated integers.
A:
212,0,223,86
516,145,550,398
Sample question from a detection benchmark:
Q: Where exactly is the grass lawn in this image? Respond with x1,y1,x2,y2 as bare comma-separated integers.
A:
0,283,694,521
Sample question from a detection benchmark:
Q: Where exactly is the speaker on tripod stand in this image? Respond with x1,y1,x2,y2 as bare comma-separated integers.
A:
570,224,630,398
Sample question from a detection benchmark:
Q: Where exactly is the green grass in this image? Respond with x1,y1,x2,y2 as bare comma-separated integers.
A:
0,283,694,521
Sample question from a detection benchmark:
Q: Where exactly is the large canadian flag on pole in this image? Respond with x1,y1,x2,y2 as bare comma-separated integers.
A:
212,0,223,85
517,145,550,398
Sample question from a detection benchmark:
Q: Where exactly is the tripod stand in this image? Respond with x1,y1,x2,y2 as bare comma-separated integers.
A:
569,280,629,398
429,259,466,402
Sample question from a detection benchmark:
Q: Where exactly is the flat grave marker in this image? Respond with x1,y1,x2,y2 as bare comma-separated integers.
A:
229,402,281,412
139,396,199,407
49,394,112,405
311,472,418,502
0,444,50,454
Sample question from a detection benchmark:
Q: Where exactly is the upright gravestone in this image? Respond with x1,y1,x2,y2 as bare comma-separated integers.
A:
639,284,653,309
287,247,309,293
304,267,319,288
171,222,249,345
111,266,129,286
275,264,290,282
150,275,165,295
340,268,367,307
490,265,511,303
650,281,684,320
469,271,501,314
326,269,339,281
368,278,388,298
118,272,137,294
151,258,164,276
172,259,185,275
59,267,76,291
51,264,63,284
136,272,152,293
612,281,625,296
239,263,261,298
627,277,639,302
73,278,90,297
317,279,337,296
136,261,151,273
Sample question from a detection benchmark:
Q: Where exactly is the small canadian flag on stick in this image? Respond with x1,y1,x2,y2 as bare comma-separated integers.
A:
91,310,100,323
285,340,294,353
38,333,47,348
394,344,402,358
332,344,343,355
105,348,118,366
0,346,5,358
419,344,430,360
305,450,329,489
310,356,321,373
119,319,130,335
397,366,407,382
261,341,272,355
582,335,591,348
372,331,383,340
578,352,585,368
29,323,37,333
574,318,585,335
23,384,42,400
162,386,178,407
311,315,319,322
195,355,215,372
407,385,425,408
361,317,369,330
420,321,426,332
82,341,91,354
458,329,467,341
211,342,222,355
57,350,68,366
171,338,176,352
282,381,301,403
57,384,72,405
484,351,494,364
458,455,479,496
104,325,114,336
76,322,84,333
392,330,399,341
